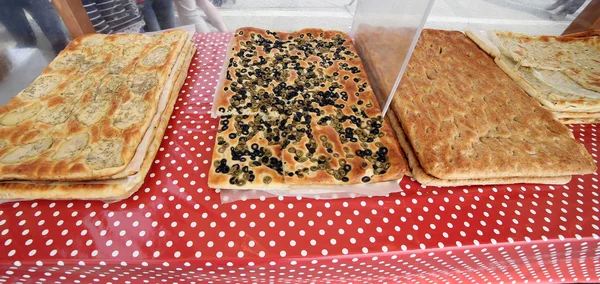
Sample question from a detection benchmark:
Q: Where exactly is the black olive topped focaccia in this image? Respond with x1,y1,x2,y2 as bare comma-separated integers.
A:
209,115,286,190
209,27,408,189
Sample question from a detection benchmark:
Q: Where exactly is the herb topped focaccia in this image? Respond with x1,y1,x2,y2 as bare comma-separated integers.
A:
0,31,190,181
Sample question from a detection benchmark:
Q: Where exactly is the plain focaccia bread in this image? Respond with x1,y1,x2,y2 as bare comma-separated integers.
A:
208,115,287,189
394,29,596,180
0,46,195,200
0,30,189,181
386,111,571,186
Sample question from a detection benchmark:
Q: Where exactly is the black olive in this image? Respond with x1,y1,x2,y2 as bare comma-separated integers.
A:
228,133,237,139
361,176,371,183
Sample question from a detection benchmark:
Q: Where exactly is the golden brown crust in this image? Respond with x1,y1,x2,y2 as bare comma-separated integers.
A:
0,30,190,181
563,30,600,38
0,46,195,200
553,111,600,119
358,28,596,180
386,110,571,186
208,115,287,189
558,117,600,124
108,39,194,179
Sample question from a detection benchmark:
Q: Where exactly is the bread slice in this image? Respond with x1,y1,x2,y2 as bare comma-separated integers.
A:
0,46,196,201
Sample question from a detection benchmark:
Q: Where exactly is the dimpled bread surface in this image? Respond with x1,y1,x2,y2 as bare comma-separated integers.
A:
394,29,596,180
0,31,189,181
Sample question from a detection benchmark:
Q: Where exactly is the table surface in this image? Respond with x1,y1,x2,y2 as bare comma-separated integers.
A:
0,32,599,283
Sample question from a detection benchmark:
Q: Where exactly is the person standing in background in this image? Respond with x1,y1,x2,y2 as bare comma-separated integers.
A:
0,0,68,54
82,0,146,34
139,0,176,31
546,0,587,20
173,0,228,32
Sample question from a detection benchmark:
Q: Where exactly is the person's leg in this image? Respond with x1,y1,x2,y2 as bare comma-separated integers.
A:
0,0,37,48
562,0,586,15
196,0,227,32
153,0,176,30
546,0,568,11
142,0,161,32
24,0,69,54
173,0,210,32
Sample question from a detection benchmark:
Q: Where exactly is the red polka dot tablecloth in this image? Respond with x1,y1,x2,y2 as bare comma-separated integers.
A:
1,33,599,284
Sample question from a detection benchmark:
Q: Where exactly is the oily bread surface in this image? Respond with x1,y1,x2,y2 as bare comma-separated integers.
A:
215,27,358,116
208,115,287,190
0,46,195,201
281,111,406,185
210,27,407,186
394,29,596,180
386,110,571,186
108,38,194,179
0,31,189,181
